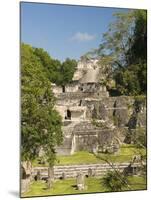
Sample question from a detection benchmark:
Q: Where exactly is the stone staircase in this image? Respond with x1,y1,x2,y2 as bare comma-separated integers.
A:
33,163,141,179
56,121,80,155
62,121,79,137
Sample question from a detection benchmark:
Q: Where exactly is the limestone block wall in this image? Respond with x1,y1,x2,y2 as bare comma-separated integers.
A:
81,96,146,128
65,82,79,93
56,91,109,101
79,83,107,93
70,107,87,121
51,84,62,94
55,105,87,121
56,99,80,106
79,68,100,83
33,163,142,179
55,96,146,156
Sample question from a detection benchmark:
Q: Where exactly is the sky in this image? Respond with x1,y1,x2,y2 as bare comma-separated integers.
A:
21,2,129,61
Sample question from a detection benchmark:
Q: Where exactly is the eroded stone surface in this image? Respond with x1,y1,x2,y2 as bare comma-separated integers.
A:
52,58,146,155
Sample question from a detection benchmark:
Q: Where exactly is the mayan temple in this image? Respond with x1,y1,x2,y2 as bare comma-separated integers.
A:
51,57,146,156
20,4,147,196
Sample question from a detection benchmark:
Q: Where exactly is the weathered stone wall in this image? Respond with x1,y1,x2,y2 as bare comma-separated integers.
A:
79,83,107,93
82,96,146,127
56,91,109,100
56,96,146,155
65,82,79,93
56,136,73,155
51,84,62,94
72,121,119,153
51,58,146,156
56,99,80,106
33,162,142,179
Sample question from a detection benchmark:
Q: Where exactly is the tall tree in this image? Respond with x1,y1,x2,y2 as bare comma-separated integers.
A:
34,48,77,87
21,44,63,187
57,58,77,86
90,9,147,96
96,11,135,68
127,10,147,65
34,47,62,83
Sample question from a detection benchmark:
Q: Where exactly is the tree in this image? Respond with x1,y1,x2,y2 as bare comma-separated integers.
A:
126,10,147,94
126,10,147,65
88,10,147,96
34,48,77,87
96,11,135,68
34,47,62,84
21,43,63,188
57,58,77,86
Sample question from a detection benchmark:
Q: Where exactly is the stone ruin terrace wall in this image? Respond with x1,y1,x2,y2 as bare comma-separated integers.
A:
56,96,146,126
33,162,142,179
55,96,146,156
82,96,146,127
55,105,87,121
55,91,109,100
82,96,133,124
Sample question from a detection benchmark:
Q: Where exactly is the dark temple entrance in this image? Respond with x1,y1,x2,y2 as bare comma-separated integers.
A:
67,109,71,120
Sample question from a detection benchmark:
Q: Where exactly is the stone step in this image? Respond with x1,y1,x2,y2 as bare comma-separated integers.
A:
34,163,132,170
33,162,139,179
35,168,125,175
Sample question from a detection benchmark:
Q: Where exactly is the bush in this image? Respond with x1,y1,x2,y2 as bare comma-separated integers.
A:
102,170,129,192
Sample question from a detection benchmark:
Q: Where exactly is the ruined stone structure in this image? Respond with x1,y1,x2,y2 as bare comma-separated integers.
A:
21,58,146,195
52,57,146,156
33,162,143,180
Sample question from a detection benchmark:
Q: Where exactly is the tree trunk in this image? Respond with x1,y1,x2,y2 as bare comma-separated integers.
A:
47,165,54,189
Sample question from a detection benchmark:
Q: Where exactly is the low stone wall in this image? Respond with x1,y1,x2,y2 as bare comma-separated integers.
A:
33,163,141,179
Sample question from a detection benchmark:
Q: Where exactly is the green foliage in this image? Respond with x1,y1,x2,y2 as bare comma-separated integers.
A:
114,62,146,95
127,10,147,64
34,47,62,83
56,58,77,86
134,95,146,106
132,127,147,148
21,43,63,165
96,11,135,67
34,48,77,86
102,171,129,192
114,66,141,95
88,10,147,96
114,10,147,95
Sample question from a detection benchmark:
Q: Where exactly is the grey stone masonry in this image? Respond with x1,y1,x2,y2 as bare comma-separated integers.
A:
33,163,142,180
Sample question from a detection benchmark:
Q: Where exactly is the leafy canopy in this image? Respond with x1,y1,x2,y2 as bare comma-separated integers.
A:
21,43,63,166
87,10,147,96
34,48,77,86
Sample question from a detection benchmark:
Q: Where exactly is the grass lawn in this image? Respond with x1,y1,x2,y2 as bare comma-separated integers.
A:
22,176,146,197
33,144,146,166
